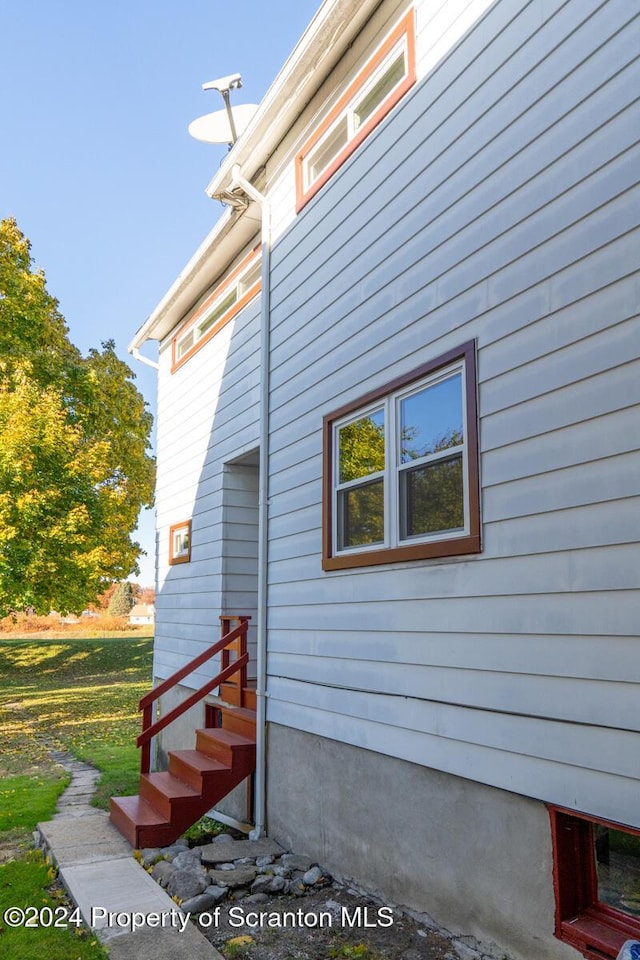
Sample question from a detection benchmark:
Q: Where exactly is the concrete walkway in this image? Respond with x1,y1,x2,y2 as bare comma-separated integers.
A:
37,751,222,960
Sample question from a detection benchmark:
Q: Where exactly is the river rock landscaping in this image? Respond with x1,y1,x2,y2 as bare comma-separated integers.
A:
139,834,512,960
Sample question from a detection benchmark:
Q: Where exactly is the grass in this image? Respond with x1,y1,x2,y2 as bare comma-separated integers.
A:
0,772,69,835
0,633,153,958
0,851,106,960
0,634,153,800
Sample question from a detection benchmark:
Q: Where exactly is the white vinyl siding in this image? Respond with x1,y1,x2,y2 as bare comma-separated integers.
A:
154,271,261,688
264,0,640,828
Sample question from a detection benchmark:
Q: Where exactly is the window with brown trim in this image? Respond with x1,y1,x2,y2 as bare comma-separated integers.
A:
295,8,416,210
550,807,640,959
169,520,191,565
322,342,480,570
171,248,261,372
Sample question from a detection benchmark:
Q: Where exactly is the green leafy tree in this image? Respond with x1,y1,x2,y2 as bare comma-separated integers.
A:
0,217,155,615
108,581,135,617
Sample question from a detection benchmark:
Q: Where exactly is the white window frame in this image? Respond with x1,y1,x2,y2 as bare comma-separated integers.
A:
296,8,416,209
303,36,410,194
332,363,468,558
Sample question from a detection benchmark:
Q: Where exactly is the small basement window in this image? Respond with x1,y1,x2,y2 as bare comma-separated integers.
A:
296,8,416,210
550,807,640,959
169,520,191,565
172,248,261,371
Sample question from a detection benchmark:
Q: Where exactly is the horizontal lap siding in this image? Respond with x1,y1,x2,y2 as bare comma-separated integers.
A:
265,0,640,821
154,296,261,683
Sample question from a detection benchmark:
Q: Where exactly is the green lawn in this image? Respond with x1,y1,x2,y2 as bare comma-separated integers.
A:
0,634,153,800
0,633,153,959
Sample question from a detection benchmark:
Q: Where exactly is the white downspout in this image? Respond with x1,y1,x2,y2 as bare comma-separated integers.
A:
228,165,270,840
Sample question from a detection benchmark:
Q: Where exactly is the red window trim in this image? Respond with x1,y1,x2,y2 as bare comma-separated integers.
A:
169,519,191,565
171,246,261,373
322,340,481,571
549,805,640,959
295,7,416,211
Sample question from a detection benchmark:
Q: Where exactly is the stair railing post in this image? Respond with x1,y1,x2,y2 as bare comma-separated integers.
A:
141,703,153,775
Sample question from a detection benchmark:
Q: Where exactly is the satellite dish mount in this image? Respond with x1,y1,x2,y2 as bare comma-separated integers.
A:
201,73,243,145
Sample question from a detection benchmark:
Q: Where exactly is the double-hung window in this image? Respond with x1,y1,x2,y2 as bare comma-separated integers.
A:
172,248,261,371
323,342,480,570
296,8,416,209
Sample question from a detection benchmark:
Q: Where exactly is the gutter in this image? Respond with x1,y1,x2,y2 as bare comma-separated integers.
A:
227,165,270,842
131,346,160,371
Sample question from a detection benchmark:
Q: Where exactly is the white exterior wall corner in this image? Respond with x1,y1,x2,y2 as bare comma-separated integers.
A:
153,279,262,690
263,0,640,833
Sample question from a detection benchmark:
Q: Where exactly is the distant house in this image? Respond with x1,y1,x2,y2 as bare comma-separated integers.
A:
128,604,154,626
121,1,640,958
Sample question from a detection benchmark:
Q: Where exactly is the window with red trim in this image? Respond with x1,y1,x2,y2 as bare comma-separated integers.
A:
322,342,480,570
295,8,416,210
550,807,640,959
171,249,261,372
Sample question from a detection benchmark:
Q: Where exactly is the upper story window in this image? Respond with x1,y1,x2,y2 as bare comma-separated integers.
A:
322,342,480,570
171,247,261,372
296,8,416,210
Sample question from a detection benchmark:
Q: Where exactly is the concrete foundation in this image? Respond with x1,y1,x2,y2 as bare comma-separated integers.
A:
266,724,577,960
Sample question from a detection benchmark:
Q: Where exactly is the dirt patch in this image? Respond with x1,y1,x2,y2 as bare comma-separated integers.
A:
0,838,23,864
196,886,455,960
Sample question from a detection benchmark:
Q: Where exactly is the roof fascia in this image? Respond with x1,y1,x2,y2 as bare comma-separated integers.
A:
206,0,383,200
129,202,260,349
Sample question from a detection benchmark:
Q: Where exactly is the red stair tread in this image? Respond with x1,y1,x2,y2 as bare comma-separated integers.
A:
221,706,256,723
111,794,168,827
169,749,231,773
141,771,200,799
197,727,254,747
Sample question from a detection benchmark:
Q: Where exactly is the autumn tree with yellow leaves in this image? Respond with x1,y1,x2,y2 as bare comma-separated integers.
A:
0,217,155,615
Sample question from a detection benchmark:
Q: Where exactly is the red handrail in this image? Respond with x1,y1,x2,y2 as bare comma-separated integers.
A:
137,616,250,775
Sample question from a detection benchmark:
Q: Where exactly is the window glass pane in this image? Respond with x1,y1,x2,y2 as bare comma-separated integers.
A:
400,373,463,463
177,330,194,358
308,116,349,182
239,261,261,294
173,528,189,557
198,290,237,337
354,51,406,130
338,409,385,483
400,453,464,538
338,479,384,549
596,827,640,917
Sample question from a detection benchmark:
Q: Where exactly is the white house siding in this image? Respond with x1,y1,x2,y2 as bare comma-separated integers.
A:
267,0,497,244
264,0,640,831
154,282,261,692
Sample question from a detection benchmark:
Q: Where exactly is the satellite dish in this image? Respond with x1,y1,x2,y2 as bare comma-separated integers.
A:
188,103,258,145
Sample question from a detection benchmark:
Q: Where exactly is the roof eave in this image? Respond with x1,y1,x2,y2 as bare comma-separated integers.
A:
206,0,382,200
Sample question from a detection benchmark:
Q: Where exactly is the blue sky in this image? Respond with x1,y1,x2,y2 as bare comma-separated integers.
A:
0,0,319,585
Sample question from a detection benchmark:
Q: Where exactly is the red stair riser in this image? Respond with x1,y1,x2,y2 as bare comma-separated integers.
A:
137,822,181,848
139,775,205,821
219,707,257,738
195,729,256,766
168,752,233,793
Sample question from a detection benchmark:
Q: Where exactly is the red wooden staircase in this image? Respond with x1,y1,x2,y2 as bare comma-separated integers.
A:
110,616,256,848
